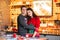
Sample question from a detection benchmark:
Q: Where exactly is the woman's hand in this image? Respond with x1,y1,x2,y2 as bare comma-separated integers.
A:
32,31,37,37
32,28,39,37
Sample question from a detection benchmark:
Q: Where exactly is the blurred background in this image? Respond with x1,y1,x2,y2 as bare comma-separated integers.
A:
0,0,60,39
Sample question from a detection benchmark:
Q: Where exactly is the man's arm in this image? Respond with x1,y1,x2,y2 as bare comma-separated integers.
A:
18,16,35,30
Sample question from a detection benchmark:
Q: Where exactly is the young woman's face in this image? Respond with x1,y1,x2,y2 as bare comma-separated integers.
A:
27,10,33,17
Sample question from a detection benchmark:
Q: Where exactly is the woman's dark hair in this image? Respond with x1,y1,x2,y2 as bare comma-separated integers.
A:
27,8,37,20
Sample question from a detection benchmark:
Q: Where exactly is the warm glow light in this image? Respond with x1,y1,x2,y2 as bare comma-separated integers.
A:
33,0,52,16
26,2,30,4
16,2,22,5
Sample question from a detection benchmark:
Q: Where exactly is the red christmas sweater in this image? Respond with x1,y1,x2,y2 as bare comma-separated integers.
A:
27,17,40,32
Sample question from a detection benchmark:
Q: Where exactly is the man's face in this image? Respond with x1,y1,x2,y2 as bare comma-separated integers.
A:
21,7,27,15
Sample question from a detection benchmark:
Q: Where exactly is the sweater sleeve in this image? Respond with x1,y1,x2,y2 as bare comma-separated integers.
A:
35,17,40,32
18,16,35,30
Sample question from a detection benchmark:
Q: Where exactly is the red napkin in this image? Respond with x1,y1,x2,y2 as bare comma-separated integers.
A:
13,33,16,38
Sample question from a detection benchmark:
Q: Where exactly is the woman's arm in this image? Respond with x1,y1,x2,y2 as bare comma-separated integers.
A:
32,28,39,37
32,17,40,37
32,31,37,37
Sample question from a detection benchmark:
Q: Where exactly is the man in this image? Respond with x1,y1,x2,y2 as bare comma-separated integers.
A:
17,6,35,37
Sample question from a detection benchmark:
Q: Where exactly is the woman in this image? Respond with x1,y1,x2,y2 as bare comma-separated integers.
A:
27,8,41,37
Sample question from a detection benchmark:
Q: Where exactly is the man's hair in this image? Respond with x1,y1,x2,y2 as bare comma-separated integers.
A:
21,5,26,10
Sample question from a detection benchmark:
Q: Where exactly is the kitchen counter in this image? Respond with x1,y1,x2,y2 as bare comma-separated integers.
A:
0,34,48,40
